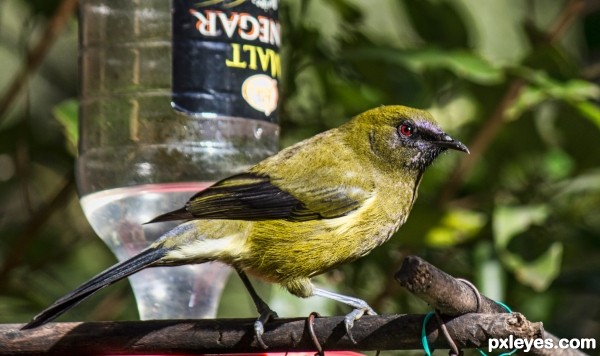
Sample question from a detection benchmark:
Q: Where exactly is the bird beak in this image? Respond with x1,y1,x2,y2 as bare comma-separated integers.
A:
432,134,470,154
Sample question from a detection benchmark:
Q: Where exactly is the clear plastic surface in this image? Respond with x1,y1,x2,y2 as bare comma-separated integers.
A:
78,0,279,319
80,183,233,319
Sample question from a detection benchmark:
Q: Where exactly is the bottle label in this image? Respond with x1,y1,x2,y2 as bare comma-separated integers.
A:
172,0,280,123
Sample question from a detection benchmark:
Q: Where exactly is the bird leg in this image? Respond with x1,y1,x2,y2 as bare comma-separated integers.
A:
236,269,278,349
313,287,377,343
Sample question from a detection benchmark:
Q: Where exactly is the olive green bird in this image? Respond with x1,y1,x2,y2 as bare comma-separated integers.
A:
22,105,469,344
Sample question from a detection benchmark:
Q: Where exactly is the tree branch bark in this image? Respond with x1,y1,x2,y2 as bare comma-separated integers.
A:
396,255,589,356
1,313,541,355
1,256,588,355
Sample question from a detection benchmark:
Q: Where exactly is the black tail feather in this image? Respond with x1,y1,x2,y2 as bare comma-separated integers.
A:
144,207,193,224
21,247,168,330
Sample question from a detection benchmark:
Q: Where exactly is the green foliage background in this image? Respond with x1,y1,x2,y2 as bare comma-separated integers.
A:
0,0,599,352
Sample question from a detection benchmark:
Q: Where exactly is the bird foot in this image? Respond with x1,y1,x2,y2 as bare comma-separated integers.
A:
344,303,377,344
312,287,377,344
254,307,278,349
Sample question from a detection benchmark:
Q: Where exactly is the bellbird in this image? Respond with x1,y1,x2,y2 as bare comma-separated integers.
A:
22,105,469,344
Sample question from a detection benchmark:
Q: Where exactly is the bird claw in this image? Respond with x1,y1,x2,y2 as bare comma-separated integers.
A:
312,288,377,344
344,304,377,344
254,320,268,349
254,308,278,349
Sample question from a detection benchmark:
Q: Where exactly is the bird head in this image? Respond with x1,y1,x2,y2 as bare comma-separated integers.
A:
343,105,469,172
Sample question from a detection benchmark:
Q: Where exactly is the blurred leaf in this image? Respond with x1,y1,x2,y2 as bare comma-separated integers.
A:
554,169,600,197
519,68,600,99
426,208,486,247
493,205,549,250
348,48,504,85
509,69,600,120
571,100,600,129
501,242,563,292
52,99,78,156
400,49,504,84
440,51,505,84
493,205,563,291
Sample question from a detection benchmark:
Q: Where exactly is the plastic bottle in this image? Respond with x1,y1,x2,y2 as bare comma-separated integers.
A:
77,0,280,319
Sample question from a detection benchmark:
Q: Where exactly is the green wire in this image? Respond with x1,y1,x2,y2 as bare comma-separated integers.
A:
421,300,518,355
421,312,435,356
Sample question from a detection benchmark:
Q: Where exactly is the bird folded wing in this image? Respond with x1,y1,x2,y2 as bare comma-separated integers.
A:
146,172,371,223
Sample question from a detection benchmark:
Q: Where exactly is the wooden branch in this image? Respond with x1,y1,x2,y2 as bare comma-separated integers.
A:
2,257,587,355
1,313,540,355
396,255,508,315
396,255,589,356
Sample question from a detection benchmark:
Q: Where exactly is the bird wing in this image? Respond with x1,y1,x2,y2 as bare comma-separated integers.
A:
146,172,370,223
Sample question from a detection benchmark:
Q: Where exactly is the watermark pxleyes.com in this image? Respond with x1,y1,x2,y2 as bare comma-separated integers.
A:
488,335,596,353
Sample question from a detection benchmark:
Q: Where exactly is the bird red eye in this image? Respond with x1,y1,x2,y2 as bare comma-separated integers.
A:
398,123,414,137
